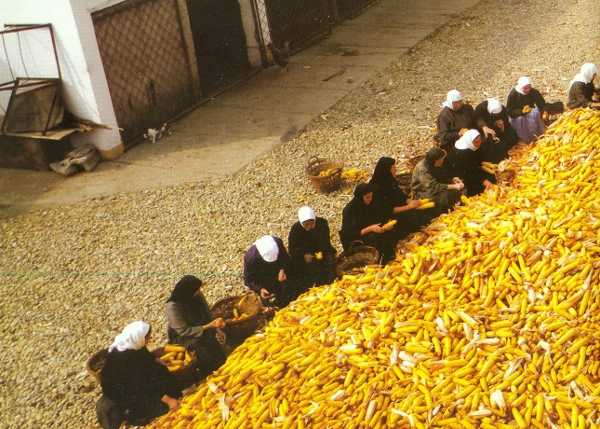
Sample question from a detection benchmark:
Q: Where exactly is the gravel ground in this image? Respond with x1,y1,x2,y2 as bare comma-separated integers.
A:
1,0,599,427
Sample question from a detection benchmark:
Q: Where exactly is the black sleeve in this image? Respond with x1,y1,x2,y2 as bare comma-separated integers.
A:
532,89,546,111
567,82,591,109
274,237,291,272
316,218,337,257
287,223,305,262
437,108,460,147
506,89,523,119
474,101,489,129
340,204,361,250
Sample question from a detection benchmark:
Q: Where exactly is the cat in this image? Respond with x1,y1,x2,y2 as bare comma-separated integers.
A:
143,123,171,143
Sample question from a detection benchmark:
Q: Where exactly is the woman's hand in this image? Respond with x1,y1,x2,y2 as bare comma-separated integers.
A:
483,179,495,190
216,328,226,343
369,224,385,234
482,126,496,138
459,128,468,136
205,318,225,330
161,395,181,412
278,269,286,282
260,288,272,300
494,119,505,131
406,199,421,210
304,253,314,263
450,181,464,190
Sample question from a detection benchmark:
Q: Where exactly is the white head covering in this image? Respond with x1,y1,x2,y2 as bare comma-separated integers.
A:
455,129,481,151
570,63,598,88
254,235,279,262
486,98,502,115
298,206,316,225
515,76,532,95
109,321,150,353
442,90,462,109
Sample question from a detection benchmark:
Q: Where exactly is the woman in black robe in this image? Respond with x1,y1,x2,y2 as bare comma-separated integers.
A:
166,275,227,379
436,89,477,151
369,157,425,240
443,129,495,197
288,206,337,290
475,98,519,163
411,147,464,217
340,182,396,263
567,63,600,109
96,321,182,429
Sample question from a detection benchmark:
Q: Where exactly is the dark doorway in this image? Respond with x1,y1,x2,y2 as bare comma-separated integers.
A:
186,0,251,97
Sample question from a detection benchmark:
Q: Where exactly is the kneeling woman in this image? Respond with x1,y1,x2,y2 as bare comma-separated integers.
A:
166,275,227,379
369,157,425,240
411,147,464,217
506,76,546,143
443,130,495,197
340,183,396,264
96,321,182,429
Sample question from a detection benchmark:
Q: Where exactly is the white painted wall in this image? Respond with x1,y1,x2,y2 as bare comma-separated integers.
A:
0,0,123,158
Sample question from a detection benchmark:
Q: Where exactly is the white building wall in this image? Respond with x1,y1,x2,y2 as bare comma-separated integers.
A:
0,0,124,159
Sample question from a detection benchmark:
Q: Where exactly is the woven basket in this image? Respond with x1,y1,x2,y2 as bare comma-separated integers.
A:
305,156,343,193
87,348,109,383
335,241,381,277
210,292,262,340
406,154,426,172
395,172,413,196
151,347,198,387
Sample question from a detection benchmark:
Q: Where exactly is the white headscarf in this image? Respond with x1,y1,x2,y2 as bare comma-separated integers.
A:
109,321,150,353
570,63,598,88
254,235,279,262
298,206,316,225
442,90,462,109
486,98,502,115
455,129,481,151
515,76,532,95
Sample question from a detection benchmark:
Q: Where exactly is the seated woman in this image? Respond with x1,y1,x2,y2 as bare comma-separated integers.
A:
369,157,424,240
244,235,292,307
411,147,464,217
340,182,397,264
288,206,337,290
475,98,520,163
443,129,496,197
506,76,546,143
436,89,477,151
567,63,600,109
165,275,226,379
96,321,182,429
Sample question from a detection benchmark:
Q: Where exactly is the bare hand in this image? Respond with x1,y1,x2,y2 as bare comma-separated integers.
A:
304,253,314,263
162,396,180,412
452,177,462,184
407,199,421,209
494,119,505,131
482,126,496,138
459,128,468,136
483,180,495,190
370,224,385,234
260,288,272,300
278,269,286,282
453,182,464,190
216,328,226,343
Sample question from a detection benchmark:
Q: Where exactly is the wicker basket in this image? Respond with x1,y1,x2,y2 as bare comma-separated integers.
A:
305,156,343,193
87,348,109,383
210,292,262,340
335,241,381,277
151,347,198,387
406,154,426,172
395,172,413,196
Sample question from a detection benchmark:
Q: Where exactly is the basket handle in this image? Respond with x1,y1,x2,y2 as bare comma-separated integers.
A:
348,240,365,250
307,156,322,168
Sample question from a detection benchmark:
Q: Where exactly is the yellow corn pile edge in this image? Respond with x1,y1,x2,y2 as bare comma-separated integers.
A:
147,108,600,429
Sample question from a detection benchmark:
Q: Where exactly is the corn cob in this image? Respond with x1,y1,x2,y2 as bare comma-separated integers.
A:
147,109,600,429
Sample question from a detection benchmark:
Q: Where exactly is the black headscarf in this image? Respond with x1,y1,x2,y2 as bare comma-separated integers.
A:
166,275,203,303
370,157,397,190
425,147,446,168
352,182,373,201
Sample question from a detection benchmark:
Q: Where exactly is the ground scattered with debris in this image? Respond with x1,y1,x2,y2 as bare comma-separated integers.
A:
1,0,599,427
